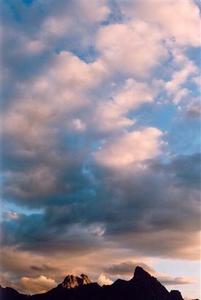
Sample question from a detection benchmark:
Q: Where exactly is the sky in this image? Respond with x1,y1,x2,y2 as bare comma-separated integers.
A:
0,0,201,298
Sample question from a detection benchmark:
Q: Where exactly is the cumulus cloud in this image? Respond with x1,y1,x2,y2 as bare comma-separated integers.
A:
1,0,110,59
120,0,201,47
96,20,167,76
93,79,155,132
20,275,56,294
164,54,198,104
98,273,113,286
41,0,110,39
95,127,163,168
114,79,154,110
1,50,107,204
2,49,107,133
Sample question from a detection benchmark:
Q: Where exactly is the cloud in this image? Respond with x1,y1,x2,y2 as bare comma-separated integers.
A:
77,0,110,23
112,231,200,260
1,152,200,261
0,247,60,285
20,275,56,294
104,261,154,276
164,54,198,104
1,50,108,205
151,153,201,189
185,98,201,118
1,1,200,298
95,127,163,168
0,247,138,292
2,49,107,135
93,79,155,132
193,76,201,88
114,79,154,110
0,0,110,113
96,20,167,77
30,264,58,273
159,276,193,286
4,166,59,201
70,119,86,132
98,273,113,286
41,0,110,40
1,0,110,58
0,247,194,294
24,39,46,55
3,211,20,221
120,0,201,47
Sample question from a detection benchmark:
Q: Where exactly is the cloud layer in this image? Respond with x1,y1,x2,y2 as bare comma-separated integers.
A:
1,0,200,298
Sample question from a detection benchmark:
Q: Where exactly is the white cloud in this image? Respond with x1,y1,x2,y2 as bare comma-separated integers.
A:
93,79,154,132
93,101,135,132
165,59,198,94
96,20,167,76
2,51,107,149
70,118,86,132
164,52,198,104
121,0,201,47
98,273,113,286
76,0,110,23
32,0,110,50
39,52,106,107
114,79,154,111
20,275,56,294
95,127,163,168
42,15,73,39
25,39,46,54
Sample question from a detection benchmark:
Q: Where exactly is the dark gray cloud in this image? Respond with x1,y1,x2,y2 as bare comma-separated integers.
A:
104,261,154,276
30,264,58,273
1,212,105,254
150,153,201,189
1,153,200,259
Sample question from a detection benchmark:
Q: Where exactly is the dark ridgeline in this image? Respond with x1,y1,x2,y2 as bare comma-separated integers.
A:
0,266,189,300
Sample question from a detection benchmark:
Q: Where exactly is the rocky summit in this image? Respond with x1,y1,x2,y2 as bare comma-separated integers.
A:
0,266,187,300
61,274,91,289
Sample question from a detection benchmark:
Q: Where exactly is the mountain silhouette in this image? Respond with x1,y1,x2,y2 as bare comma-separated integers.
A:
0,266,186,300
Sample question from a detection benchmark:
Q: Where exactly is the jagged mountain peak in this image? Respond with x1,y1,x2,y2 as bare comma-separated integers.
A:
61,274,91,289
80,274,91,284
133,265,153,280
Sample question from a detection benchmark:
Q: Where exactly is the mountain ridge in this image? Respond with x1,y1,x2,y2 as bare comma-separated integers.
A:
0,266,191,300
